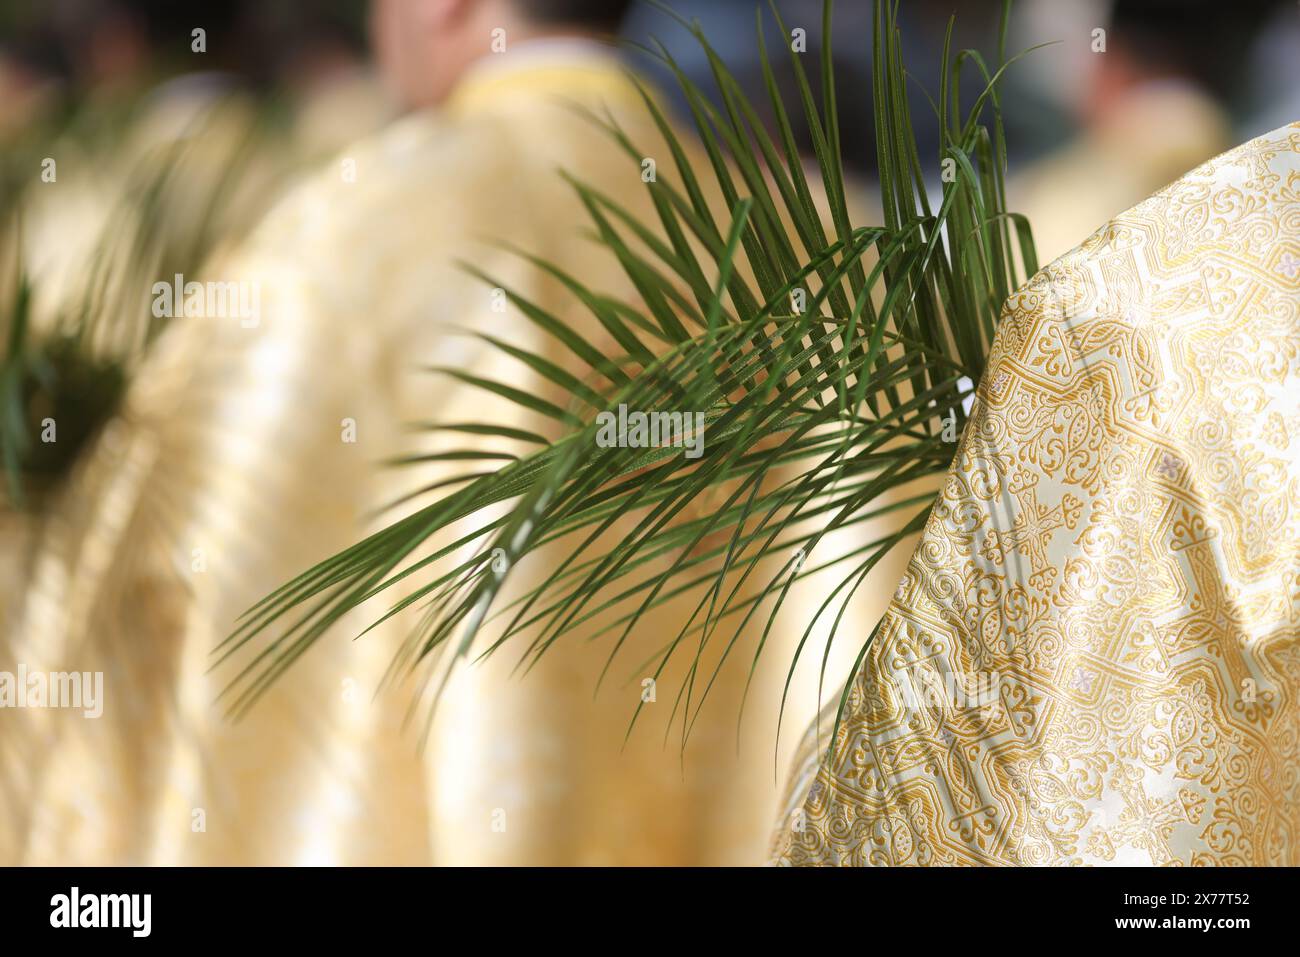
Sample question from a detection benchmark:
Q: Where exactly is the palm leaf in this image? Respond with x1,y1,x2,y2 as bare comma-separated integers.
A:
227,0,1038,747
0,97,277,507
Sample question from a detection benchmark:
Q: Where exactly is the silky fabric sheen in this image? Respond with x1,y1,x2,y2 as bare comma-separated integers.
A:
3,48,778,865
772,123,1300,866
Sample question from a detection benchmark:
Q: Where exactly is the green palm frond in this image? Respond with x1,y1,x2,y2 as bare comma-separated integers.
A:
226,0,1040,746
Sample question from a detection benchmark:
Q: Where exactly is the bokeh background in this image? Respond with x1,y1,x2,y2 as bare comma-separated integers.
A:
5,0,1296,222
3,0,1295,365
1,0,1295,865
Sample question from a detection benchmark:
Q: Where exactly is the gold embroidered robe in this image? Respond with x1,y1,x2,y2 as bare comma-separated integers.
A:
772,122,1300,866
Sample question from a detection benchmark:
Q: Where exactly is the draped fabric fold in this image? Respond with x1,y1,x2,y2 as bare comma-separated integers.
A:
772,122,1300,866
2,50,778,866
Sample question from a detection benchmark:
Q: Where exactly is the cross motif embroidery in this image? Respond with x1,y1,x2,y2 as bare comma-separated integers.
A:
1168,549,1255,704
981,470,1082,590
1089,765,1202,864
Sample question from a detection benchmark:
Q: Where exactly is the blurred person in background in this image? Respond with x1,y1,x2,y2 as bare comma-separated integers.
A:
2,0,391,313
3,0,784,866
0,0,392,866
1010,0,1287,263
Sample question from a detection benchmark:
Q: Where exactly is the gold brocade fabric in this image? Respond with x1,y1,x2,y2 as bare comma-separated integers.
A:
772,123,1300,866
2,50,779,865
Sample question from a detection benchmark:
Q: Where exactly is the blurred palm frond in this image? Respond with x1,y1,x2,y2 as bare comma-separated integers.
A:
0,96,273,507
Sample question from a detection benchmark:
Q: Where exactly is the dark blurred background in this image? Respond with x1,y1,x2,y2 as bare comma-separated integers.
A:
3,0,1296,356
3,0,1295,169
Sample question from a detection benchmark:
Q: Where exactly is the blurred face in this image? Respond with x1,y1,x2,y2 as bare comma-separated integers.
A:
370,0,481,108
368,0,613,109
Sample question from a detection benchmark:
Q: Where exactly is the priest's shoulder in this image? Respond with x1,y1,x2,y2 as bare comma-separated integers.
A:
236,110,507,256
992,120,1300,367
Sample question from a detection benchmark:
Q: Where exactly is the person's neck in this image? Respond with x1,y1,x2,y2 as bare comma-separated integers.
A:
464,31,616,81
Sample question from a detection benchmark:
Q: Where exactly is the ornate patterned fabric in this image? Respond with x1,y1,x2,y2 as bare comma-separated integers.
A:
771,122,1300,865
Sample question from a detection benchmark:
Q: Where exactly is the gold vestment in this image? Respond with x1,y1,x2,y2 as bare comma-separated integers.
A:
3,48,778,865
773,122,1300,865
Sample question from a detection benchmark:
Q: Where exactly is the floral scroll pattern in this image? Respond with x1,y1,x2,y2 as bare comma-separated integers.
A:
772,123,1300,866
